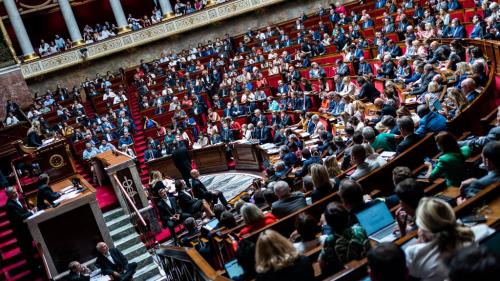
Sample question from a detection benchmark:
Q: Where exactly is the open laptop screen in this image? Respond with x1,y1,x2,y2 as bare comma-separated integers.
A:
480,231,500,256
355,201,394,236
224,259,244,279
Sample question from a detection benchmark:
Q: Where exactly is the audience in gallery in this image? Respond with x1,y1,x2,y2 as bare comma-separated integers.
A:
35,0,222,57
6,0,500,280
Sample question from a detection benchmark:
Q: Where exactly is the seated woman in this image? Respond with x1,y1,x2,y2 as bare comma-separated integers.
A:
174,179,214,218
423,132,471,187
319,202,371,276
441,87,467,119
27,120,44,147
404,197,487,281
255,229,315,281
239,203,277,236
143,116,158,130
310,164,335,203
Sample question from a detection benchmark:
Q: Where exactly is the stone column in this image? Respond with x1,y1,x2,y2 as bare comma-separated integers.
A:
158,0,174,18
2,0,37,59
58,0,84,46
109,0,130,33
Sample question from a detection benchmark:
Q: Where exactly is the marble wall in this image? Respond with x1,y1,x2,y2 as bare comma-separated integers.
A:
0,65,33,118
26,0,330,94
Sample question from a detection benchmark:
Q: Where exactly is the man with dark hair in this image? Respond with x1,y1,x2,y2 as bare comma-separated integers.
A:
349,144,380,181
341,131,364,170
357,77,380,102
367,243,409,281
415,105,447,135
396,116,422,155
460,141,500,199
171,141,193,187
394,178,424,235
447,246,500,281
338,179,365,213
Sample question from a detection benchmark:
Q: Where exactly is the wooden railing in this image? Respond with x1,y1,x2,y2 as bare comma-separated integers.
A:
156,246,232,281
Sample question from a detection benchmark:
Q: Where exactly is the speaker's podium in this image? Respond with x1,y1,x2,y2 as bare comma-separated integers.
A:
93,150,159,232
233,141,262,170
25,175,113,279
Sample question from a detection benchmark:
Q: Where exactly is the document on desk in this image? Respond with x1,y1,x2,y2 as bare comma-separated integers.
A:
53,190,80,204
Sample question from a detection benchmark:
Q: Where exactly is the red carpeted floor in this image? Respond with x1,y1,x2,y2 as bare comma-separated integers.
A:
0,190,44,281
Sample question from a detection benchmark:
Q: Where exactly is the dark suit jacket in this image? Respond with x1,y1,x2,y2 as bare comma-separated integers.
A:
67,271,90,281
396,133,422,155
190,178,209,200
253,127,272,144
177,190,200,214
5,198,32,234
271,193,308,218
172,146,192,177
96,248,129,275
357,82,380,102
157,196,187,226
37,184,60,210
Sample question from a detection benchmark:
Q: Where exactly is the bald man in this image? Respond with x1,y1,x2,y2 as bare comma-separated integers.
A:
95,242,136,281
190,169,230,209
460,78,480,103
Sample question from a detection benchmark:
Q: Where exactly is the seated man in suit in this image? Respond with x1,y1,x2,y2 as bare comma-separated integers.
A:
190,169,230,209
252,121,272,144
271,181,307,218
415,105,447,135
95,242,137,281
349,144,380,181
37,173,61,210
460,141,500,199
157,188,189,244
295,148,322,178
4,187,39,270
396,116,423,155
67,261,91,281
174,179,215,217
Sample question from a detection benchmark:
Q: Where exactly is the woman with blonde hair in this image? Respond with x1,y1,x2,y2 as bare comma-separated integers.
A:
454,62,471,88
405,197,477,281
149,170,168,197
27,120,43,147
255,229,314,281
442,87,467,118
239,203,277,236
310,164,334,202
323,155,342,178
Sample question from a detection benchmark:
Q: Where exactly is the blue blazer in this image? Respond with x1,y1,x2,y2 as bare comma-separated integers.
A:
448,25,466,39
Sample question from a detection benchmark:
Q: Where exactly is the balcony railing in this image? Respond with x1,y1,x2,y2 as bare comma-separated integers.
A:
20,0,285,79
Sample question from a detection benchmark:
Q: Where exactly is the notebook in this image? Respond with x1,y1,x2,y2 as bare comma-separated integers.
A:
355,201,398,243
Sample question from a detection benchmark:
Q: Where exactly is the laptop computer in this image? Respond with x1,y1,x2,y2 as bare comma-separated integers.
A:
480,230,500,256
355,201,398,243
224,259,245,279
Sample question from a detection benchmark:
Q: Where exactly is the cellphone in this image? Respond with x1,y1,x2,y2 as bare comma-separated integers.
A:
461,214,487,224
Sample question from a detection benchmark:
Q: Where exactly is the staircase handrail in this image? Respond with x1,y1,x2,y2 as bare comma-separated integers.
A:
112,173,147,227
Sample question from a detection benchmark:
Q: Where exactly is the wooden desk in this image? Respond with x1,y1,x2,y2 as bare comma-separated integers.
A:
192,144,228,174
233,142,261,171
147,154,183,179
26,175,113,279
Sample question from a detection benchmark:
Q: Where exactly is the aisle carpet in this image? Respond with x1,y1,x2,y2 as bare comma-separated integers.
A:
200,172,261,200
